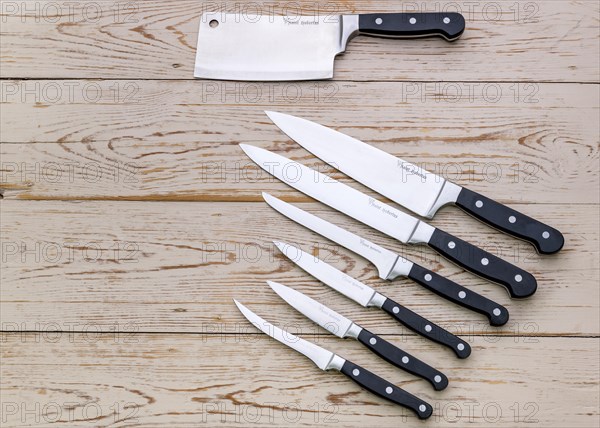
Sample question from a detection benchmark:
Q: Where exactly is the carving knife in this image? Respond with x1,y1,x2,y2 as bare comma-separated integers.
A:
264,193,508,326
267,280,448,390
240,144,537,298
195,13,465,81
234,299,433,419
265,111,565,254
273,242,471,359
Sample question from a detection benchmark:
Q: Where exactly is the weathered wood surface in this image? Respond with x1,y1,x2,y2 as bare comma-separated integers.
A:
1,334,598,427
1,1,598,82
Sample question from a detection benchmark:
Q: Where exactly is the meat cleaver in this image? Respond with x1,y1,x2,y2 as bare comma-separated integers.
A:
194,12,465,81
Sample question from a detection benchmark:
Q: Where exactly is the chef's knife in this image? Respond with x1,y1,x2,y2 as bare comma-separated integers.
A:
266,111,564,254
267,280,448,390
240,144,536,298
273,242,471,359
264,193,508,326
234,299,433,418
195,13,465,81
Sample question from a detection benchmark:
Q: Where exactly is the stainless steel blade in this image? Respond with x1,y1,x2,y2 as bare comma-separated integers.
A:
240,144,434,244
273,242,385,308
267,281,361,339
263,192,413,280
195,14,358,81
234,299,343,370
265,111,462,217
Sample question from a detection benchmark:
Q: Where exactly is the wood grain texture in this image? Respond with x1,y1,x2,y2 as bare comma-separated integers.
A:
1,200,598,336
1,334,598,427
1,1,598,82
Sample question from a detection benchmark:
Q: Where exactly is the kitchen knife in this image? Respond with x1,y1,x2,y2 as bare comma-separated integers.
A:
273,242,471,359
267,280,449,390
195,12,465,81
264,193,508,326
234,299,433,419
240,144,536,298
265,111,564,254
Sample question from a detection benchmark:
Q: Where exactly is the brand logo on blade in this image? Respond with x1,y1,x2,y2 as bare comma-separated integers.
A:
368,198,399,219
318,305,341,322
359,239,383,254
398,161,428,182
283,17,320,26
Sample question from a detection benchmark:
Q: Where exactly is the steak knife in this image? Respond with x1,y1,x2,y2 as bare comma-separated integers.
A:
234,299,433,419
240,144,537,298
195,13,465,81
268,280,449,390
273,242,471,359
264,193,508,326
266,111,564,254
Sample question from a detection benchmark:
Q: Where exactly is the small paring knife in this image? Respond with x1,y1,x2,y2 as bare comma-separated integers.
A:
234,299,433,419
240,144,537,298
263,193,508,326
195,13,465,81
273,242,471,359
266,111,565,255
267,280,448,390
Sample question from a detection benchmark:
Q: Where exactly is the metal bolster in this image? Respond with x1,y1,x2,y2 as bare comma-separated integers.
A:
425,181,462,218
366,292,387,309
408,221,436,245
386,256,414,280
344,323,363,339
325,354,346,371
340,15,360,51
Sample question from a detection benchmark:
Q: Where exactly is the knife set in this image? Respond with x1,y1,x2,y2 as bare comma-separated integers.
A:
194,9,564,420
233,112,564,419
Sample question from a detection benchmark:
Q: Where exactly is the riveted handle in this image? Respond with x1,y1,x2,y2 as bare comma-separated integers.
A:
358,13,465,41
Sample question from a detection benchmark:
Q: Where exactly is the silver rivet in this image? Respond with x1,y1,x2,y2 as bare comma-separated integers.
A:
481,257,489,266
402,356,409,364
352,368,360,376
458,291,466,299
425,324,432,332
443,17,450,24
434,375,442,383
424,274,432,281
493,308,501,316
369,337,377,345
448,241,456,249
475,200,483,208
419,404,427,412
409,17,417,24
386,386,393,394
392,306,400,314
515,274,523,282
457,343,465,351
509,216,516,223
542,231,550,239
375,17,383,25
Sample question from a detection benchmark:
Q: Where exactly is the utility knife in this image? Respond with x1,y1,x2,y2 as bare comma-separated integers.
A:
273,242,471,359
266,111,564,255
268,280,449,390
234,299,433,419
264,193,508,326
240,144,537,298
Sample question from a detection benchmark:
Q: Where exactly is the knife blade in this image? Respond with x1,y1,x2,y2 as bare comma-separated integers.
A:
195,13,465,81
272,242,471,359
267,280,448,390
234,299,433,419
240,144,536,298
265,111,564,254
264,193,509,326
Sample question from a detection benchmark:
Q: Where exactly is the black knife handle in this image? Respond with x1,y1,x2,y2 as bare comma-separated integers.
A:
428,228,537,298
357,329,448,391
456,188,564,254
358,13,465,41
381,298,471,358
408,263,509,326
340,359,433,419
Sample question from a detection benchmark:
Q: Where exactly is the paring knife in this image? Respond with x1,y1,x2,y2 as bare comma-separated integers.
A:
240,144,537,298
266,111,565,255
267,280,449,390
195,13,465,81
273,242,471,359
264,193,509,326
234,300,433,419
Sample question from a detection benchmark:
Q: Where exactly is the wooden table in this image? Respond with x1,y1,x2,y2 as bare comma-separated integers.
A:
1,1,598,426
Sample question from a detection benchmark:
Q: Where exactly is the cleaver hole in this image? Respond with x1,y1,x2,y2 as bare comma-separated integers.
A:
209,19,219,28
